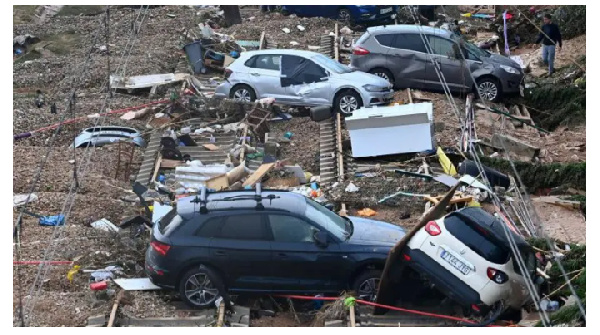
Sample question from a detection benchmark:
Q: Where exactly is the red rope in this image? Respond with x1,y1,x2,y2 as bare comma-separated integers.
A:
278,294,502,326
13,261,74,265
17,99,170,138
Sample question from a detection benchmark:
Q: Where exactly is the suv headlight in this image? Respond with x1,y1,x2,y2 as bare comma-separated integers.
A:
500,65,519,74
363,84,385,92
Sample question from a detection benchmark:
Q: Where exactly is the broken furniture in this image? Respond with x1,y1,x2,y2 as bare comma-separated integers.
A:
345,103,435,158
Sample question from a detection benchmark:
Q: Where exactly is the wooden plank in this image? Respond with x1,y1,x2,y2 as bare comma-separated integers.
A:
216,301,226,327
108,290,124,327
150,154,162,183
336,113,344,181
206,174,230,191
407,88,413,104
242,162,275,187
349,304,356,327
203,144,219,151
334,23,339,61
259,31,266,50
239,124,249,162
532,196,581,210
161,159,186,168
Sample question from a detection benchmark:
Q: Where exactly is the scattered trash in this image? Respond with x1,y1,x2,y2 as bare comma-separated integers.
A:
297,25,305,32
345,182,359,193
357,208,378,217
13,193,38,207
114,278,162,291
540,299,560,311
90,218,121,233
90,281,108,291
289,41,300,46
339,26,353,35
437,147,457,176
39,214,65,227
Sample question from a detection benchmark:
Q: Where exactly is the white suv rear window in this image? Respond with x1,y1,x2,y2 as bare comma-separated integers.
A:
444,216,510,264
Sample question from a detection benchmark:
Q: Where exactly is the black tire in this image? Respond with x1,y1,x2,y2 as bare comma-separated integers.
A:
230,84,256,103
179,265,225,309
337,7,353,24
334,89,363,115
475,77,502,103
352,269,382,302
499,307,522,323
369,68,395,87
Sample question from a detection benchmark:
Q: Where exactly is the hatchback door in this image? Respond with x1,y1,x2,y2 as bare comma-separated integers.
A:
423,35,473,92
203,213,275,291
281,55,332,106
243,54,289,101
266,214,345,292
386,33,429,89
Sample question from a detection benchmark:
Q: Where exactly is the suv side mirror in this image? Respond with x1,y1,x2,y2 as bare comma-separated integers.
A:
314,231,329,248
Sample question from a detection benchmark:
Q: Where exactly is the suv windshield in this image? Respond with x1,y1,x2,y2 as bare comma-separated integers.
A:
304,198,347,240
312,54,353,74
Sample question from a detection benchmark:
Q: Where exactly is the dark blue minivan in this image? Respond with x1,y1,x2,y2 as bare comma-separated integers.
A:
281,5,398,24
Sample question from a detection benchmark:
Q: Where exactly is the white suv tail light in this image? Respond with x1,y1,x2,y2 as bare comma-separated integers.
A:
424,221,441,236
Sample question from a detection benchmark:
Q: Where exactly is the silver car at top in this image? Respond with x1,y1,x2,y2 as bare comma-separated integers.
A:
215,49,393,114
71,126,146,148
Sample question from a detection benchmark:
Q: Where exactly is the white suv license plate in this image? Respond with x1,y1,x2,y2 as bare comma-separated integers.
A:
440,249,472,275
380,7,393,14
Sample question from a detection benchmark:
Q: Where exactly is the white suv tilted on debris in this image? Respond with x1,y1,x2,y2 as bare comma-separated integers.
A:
403,207,538,321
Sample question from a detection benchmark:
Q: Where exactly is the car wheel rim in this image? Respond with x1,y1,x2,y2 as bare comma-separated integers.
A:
375,72,390,83
357,278,379,302
184,273,219,307
339,10,351,21
339,95,358,113
233,89,251,102
478,81,497,101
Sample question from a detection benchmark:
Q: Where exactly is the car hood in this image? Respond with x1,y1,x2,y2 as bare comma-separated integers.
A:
345,216,405,246
336,71,391,88
486,53,520,69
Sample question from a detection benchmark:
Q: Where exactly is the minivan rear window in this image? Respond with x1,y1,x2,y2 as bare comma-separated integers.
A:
375,34,395,47
393,34,427,53
444,215,510,264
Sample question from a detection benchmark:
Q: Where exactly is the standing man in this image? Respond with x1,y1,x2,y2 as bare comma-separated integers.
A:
535,14,562,75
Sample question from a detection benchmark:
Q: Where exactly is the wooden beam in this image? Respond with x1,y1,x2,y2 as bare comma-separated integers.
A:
216,300,226,327
107,290,124,327
349,304,356,327
239,124,249,163
259,31,266,50
407,88,413,104
334,23,339,62
242,162,275,187
150,154,162,184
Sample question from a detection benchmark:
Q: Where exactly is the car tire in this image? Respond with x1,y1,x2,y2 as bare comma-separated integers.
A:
352,269,382,302
369,68,395,87
475,77,502,103
499,307,522,323
334,90,363,115
230,84,256,103
337,8,353,24
179,265,225,309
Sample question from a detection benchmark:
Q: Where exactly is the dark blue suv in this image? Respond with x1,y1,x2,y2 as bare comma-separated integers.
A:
145,187,405,308
281,5,398,24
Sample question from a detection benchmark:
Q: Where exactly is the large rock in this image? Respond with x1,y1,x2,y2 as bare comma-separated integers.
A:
491,134,540,160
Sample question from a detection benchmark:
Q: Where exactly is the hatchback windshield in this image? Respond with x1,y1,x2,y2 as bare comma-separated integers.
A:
304,198,347,240
312,54,353,74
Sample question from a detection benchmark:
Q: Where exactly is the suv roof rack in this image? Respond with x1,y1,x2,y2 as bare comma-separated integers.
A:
190,182,280,214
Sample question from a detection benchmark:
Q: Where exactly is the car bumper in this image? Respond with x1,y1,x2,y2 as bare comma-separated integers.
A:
403,247,490,313
144,247,177,289
362,89,395,107
500,73,525,94
215,82,232,99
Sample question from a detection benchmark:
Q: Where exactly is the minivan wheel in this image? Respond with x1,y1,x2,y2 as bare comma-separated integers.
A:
369,68,395,87
335,90,363,115
179,266,223,309
476,77,501,102
230,84,256,103
352,269,382,302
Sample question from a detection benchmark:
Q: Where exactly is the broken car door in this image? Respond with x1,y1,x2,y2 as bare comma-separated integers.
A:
281,55,332,106
267,214,345,292
386,33,428,89
244,54,289,101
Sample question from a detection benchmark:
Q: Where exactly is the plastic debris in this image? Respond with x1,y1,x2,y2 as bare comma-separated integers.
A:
39,214,65,227
297,25,305,31
13,193,38,207
357,208,378,217
437,147,457,176
282,28,291,34
345,182,359,193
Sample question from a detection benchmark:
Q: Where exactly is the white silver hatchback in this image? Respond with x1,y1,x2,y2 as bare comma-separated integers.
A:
215,49,393,114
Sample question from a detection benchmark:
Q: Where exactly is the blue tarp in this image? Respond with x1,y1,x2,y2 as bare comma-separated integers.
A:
39,214,65,226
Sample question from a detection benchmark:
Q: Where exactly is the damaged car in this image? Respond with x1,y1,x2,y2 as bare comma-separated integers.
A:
71,126,146,148
146,188,405,308
402,207,538,321
350,25,525,102
215,49,393,114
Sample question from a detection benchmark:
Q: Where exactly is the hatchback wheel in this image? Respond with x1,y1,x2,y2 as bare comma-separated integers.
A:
179,266,223,309
335,90,363,115
476,78,501,102
353,269,382,302
230,84,256,103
